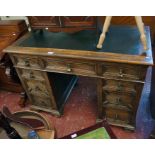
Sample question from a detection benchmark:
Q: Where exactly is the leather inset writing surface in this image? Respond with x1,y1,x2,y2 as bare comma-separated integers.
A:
18,26,151,55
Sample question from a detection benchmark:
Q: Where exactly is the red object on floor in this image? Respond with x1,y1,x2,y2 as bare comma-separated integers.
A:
0,76,154,138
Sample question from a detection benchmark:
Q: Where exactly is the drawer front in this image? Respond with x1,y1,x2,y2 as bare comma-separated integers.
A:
24,79,49,98
103,80,137,94
30,95,54,109
12,55,46,69
104,107,133,124
102,63,146,81
46,58,96,76
18,69,45,81
103,92,135,110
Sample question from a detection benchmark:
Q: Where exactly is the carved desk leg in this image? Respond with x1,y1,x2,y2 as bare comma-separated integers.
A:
97,16,112,49
135,16,148,52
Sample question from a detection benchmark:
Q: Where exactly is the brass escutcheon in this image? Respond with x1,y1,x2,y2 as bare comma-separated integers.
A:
118,68,124,78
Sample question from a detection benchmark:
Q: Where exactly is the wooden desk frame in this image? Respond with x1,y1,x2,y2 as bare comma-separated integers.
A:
3,28,153,130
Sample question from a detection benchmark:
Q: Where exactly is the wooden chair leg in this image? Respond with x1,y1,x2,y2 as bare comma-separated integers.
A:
18,92,27,107
97,16,112,49
135,16,148,51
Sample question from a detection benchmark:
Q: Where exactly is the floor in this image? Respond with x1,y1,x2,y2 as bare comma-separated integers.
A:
0,68,155,139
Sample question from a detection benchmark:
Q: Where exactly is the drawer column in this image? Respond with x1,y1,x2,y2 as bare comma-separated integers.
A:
14,68,61,116
101,78,144,130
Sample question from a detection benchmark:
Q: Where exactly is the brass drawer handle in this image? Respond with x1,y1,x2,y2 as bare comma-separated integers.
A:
24,59,30,67
40,100,49,106
35,86,41,91
118,69,124,78
66,64,72,72
41,101,45,104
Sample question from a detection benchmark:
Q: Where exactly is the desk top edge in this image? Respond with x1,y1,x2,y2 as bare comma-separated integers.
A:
3,25,153,66
3,45,153,66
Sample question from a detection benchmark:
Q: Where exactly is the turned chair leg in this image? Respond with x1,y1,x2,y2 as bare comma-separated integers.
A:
18,92,27,107
135,16,148,51
97,16,112,49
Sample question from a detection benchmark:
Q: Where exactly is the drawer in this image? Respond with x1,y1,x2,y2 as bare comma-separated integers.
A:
102,62,147,81
103,80,137,94
104,107,133,124
18,69,45,81
12,55,46,69
24,79,49,98
46,58,97,76
30,95,54,109
103,92,135,111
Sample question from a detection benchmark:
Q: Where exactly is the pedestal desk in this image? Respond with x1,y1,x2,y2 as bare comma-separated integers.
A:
4,25,153,130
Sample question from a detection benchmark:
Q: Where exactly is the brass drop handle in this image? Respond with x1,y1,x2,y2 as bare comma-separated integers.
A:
118,69,124,78
24,59,30,67
66,64,72,72
40,100,48,106
40,100,46,106
35,86,41,91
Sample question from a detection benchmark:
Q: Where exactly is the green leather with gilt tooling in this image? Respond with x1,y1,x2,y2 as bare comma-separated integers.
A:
19,26,151,55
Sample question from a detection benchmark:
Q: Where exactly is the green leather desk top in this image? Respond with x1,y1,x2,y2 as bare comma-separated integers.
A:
18,25,152,56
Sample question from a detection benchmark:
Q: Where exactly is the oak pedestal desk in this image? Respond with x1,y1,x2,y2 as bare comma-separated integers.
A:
4,25,153,130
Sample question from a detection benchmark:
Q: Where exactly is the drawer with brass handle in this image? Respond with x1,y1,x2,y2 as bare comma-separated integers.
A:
103,79,137,94
12,54,46,69
30,95,54,110
102,62,147,81
46,58,97,76
18,69,45,81
103,91,135,111
103,107,133,125
24,79,50,98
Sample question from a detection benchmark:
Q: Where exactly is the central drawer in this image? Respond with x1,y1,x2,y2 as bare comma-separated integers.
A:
45,58,97,76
